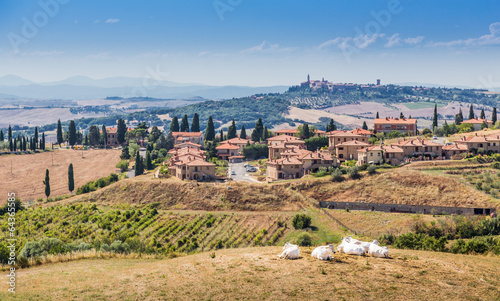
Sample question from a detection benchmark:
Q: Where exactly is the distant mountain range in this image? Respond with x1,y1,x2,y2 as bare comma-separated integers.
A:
0,75,288,100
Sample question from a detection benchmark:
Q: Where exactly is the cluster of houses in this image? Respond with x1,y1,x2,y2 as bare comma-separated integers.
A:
155,115,497,182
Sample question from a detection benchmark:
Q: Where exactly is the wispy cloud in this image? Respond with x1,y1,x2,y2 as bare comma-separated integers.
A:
385,33,401,48
93,20,100,24
241,41,296,53
106,18,120,24
432,22,500,46
19,50,64,56
319,34,385,50
404,36,425,45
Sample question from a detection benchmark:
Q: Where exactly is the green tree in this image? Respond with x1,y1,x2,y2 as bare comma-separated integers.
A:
469,105,474,120
219,129,224,141
492,107,497,124
101,125,108,148
135,151,144,176
170,116,179,132
262,126,270,141
481,120,488,129
362,121,368,130
8,125,12,141
88,125,100,146
180,114,189,132
455,108,464,125
41,133,45,150
432,103,438,129
68,121,77,146
480,108,485,119
227,119,237,139
458,123,474,133
68,163,74,194
400,112,404,119
251,118,264,142
0,130,3,141
304,136,328,151
43,169,50,200
120,145,131,159
326,118,336,132
205,116,215,141
299,123,310,139
116,118,127,144
165,131,174,151
240,125,247,139
191,113,200,132
56,119,63,145
148,126,162,144
146,151,153,170
376,112,379,119
34,127,39,149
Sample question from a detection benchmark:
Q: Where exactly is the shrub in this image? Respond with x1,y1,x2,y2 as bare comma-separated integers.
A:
292,214,312,229
110,240,130,254
295,232,312,246
330,169,344,182
493,162,500,169
367,165,377,175
347,166,360,179
100,243,110,252
116,160,129,172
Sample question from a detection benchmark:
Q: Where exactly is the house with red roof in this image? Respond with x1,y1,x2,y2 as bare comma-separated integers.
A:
171,132,204,145
373,117,417,136
462,118,493,131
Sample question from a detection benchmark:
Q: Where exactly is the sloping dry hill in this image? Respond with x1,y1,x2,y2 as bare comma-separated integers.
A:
2,247,499,301
299,169,500,209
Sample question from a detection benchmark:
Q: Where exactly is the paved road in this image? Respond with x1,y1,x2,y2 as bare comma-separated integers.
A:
228,162,261,183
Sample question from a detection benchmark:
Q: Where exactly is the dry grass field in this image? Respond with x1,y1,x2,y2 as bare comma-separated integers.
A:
2,247,499,301
284,106,371,128
0,149,121,204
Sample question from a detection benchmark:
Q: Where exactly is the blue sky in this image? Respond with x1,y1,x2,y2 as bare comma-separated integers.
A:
1,0,500,88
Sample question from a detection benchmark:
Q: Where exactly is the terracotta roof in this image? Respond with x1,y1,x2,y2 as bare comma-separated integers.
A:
350,128,372,135
271,157,303,165
174,141,201,148
267,135,301,141
171,132,203,137
274,129,298,134
220,137,250,145
336,140,370,147
374,118,417,125
382,145,404,153
281,148,312,157
462,118,493,124
326,130,345,136
485,134,500,141
393,139,443,147
299,151,333,161
457,135,488,143
331,132,365,138
443,143,469,151
216,143,240,150
186,159,216,166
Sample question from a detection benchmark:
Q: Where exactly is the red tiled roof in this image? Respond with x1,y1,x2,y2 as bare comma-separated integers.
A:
186,159,216,166
274,129,298,134
443,143,468,151
171,132,203,137
216,143,240,150
462,118,493,125
393,139,443,147
374,118,417,125
220,137,250,145
336,140,370,147
350,128,372,135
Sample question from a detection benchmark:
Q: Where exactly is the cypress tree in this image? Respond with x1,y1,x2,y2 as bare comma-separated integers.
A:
376,112,379,119
41,133,45,150
432,103,438,129
9,139,13,151
57,119,63,145
469,105,474,120
400,112,404,119
326,119,335,132
455,108,463,125
165,131,174,151
170,116,179,132
227,119,237,139
251,118,264,142
13,137,16,151
68,120,77,146
84,134,89,146
480,108,485,119
180,114,189,132
301,123,310,139
8,125,12,141
262,126,269,141
205,116,215,141
68,163,74,194
220,129,224,141
146,151,153,170
34,127,39,149
492,107,497,124
191,113,200,132
362,121,368,130
117,118,127,144
43,169,50,200
240,125,247,139
120,146,130,160
0,130,3,141
135,151,144,176
101,125,108,148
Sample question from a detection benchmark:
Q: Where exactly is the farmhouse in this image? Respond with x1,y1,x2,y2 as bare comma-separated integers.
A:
454,133,500,153
443,143,469,159
216,143,240,159
357,145,405,166
267,150,335,180
267,136,306,159
327,131,369,151
167,145,216,181
462,118,494,131
220,137,251,152
104,127,132,147
171,132,204,145
374,117,417,136
392,138,443,158
335,140,371,162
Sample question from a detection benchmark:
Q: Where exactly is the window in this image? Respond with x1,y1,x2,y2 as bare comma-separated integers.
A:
378,152,380,156
339,147,344,150
370,153,373,157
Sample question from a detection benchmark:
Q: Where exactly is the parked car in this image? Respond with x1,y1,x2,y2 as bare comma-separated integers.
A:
432,136,438,140
231,171,236,175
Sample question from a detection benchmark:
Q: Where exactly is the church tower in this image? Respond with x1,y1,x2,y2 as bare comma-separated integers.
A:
307,74,310,83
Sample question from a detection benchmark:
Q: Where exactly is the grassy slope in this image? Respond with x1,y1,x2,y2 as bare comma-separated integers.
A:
2,247,499,301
